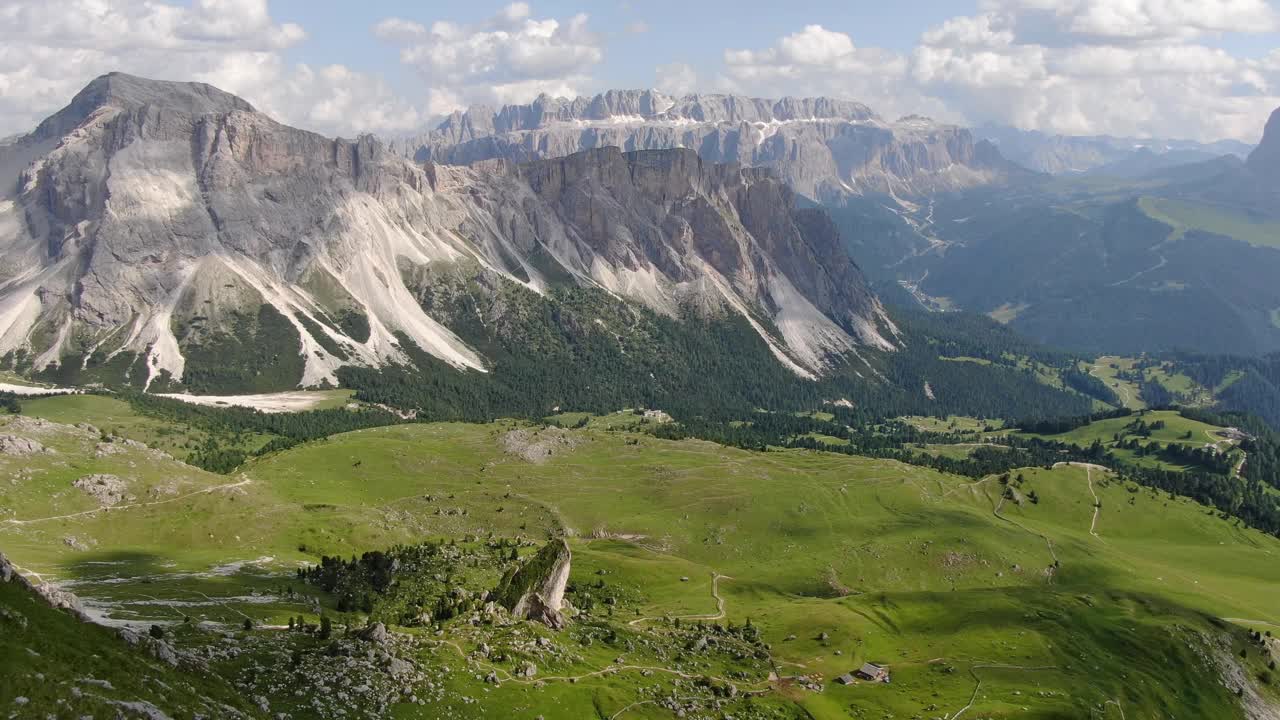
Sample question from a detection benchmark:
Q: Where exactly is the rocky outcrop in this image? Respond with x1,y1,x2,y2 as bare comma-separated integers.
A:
392,90,1014,201
501,428,581,464
1,552,92,623
0,434,49,456
74,474,129,506
0,74,895,388
492,539,572,630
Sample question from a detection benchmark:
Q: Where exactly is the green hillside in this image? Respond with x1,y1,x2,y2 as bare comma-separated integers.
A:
0,560,258,718
2,402,1278,719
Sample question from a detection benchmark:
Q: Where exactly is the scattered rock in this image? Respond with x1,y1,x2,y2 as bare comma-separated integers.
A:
386,657,414,677
0,434,49,456
108,700,174,720
500,428,582,464
94,442,126,458
62,536,95,551
73,474,128,506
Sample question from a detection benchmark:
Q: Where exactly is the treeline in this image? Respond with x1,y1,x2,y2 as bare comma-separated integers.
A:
1062,367,1121,406
339,285,1094,429
1165,352,1280,429
1016,407,1134,435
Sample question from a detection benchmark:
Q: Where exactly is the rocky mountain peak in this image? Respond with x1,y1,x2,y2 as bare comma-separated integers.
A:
31,72,256,142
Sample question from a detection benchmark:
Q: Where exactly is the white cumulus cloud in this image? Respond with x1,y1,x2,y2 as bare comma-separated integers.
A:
717,3,1280,141
655,63,698,96
376,3,605,114
0,0,421,138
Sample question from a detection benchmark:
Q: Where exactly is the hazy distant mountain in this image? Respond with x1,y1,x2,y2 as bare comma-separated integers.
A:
1246,107,1280,186
976,125,1253,175
388,90,1024,202
0,74,897,392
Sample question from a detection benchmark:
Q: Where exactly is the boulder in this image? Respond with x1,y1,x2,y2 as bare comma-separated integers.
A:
492,539,572,630
359,622,389,645
0,434,48,456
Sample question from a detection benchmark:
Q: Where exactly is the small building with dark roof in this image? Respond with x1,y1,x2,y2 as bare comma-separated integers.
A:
854,663,889,683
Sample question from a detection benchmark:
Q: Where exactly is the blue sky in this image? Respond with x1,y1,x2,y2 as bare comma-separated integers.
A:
2,1,1279,142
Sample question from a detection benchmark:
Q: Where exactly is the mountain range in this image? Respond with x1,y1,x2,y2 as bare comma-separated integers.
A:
388,89,1022,202
974,125,1255,176
0,74,896,393
5,72,1279,400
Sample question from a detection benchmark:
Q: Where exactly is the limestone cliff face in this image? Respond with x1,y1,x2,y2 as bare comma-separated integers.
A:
493,539,572,630
508,148,895,372
0,74,894,391
391,90,1012,201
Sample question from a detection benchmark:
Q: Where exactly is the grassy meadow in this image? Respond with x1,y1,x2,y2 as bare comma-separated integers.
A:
2,398,1279,719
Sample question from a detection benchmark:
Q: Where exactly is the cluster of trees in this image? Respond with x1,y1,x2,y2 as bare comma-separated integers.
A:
0,391,20,414
170,305,308,394
1122,418,1166,437
298,538,521,626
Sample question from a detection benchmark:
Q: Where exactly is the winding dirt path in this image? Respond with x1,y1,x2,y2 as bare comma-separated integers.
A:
1053,462,1109,539
2,478,252,526
990,489,1059,568
1085,465,1102,538
949,663,1059,719
628,572,732,627
1089,364,1140,409
1104,698,1128,719
1222,618,1280,628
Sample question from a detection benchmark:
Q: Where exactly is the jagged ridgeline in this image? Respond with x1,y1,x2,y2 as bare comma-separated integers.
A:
388,89,1027,202
0,73,1087,421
